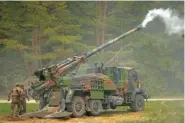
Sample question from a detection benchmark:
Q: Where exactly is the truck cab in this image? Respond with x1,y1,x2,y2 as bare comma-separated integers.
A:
86,65,140,92
86,64,149,109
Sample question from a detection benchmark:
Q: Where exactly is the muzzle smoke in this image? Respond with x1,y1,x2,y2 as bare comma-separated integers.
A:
141,8,184,35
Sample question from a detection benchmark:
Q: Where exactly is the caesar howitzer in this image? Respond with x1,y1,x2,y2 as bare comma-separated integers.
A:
28,24,142,99
23,24,149,119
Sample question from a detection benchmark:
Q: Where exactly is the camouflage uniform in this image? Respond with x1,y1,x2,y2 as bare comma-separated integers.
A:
19,84,29,115
8,84,22,117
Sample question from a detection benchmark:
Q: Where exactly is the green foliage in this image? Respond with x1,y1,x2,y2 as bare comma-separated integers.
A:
117,101,184,123
0,101,183,123
0,103,38,116
0,1,183,97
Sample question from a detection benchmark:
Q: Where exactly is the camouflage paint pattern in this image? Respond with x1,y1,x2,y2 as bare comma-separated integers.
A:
28,25,142,101
24,25,143,118
57,73,116,100
8,86,22,117
34,80,57,91
117,69,128,88
19,85,29,115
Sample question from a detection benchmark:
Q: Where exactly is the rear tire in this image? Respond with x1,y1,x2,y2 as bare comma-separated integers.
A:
110,100,117,109
130,94,144,112
87,100,102,116
67,96,85,118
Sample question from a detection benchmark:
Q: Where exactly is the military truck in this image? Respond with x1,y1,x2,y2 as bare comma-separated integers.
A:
22,24,149,118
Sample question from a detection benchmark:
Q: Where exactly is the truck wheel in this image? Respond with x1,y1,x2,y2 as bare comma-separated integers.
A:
67,96,85,117
87,100,102,116
130,94,144,112
110,100,117,109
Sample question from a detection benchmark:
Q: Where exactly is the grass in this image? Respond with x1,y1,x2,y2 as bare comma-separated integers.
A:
117,101,184,123
0,101,184,123
150,95,184,99
0,103,39,116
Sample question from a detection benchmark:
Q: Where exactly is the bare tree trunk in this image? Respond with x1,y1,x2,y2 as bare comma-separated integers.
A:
37,27,42,68
32,27,42,73
96,1,102,47
17,47,31,76
32,28,37,73
96,2,100,46
101,1,107,45
101,1,107,55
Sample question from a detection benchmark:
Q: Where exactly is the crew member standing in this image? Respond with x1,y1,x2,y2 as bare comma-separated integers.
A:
19,84,29,115
8,83,22,117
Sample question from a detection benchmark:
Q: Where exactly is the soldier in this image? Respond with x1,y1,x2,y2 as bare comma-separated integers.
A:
19,84,29,115
8,83,22,117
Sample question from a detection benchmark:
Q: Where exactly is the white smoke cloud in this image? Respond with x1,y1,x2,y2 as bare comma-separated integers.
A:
141,8,184,35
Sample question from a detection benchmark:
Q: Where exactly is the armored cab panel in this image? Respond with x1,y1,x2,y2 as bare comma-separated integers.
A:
86,66,139,93
101,67,128,87
59,73,116,99
69,73,116,91
117,67,138,92
86,67,130,87
86,67,119,85
115,67,129,87
103,67,119,85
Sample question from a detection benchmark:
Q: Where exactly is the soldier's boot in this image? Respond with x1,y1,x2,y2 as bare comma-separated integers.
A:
15,104,21,117
19,106,23,115
23,100,26,113
19,101,23,115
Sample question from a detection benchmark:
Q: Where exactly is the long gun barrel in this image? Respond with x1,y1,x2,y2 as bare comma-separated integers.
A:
35,24,142,75
53,24,143,77
85,24,142,58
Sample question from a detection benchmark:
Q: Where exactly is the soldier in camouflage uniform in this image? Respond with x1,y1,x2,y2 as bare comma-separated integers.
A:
19,84,29,115
8,83,22,117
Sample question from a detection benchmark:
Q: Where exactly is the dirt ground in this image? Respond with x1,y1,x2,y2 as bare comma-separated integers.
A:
0,111,147,123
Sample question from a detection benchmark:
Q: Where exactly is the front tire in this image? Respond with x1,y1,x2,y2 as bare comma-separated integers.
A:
87,100,102,116
67,96,85,117
110,100,117,109
130,94,144,112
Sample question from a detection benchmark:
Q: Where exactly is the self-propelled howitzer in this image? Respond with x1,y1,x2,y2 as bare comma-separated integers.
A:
24,24,147,119
28,24,142,100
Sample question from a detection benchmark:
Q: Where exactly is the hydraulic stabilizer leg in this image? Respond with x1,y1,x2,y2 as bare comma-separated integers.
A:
59,87,66,112
43,88,72,118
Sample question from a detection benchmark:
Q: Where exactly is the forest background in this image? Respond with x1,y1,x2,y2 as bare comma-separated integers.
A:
0,1,184,97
